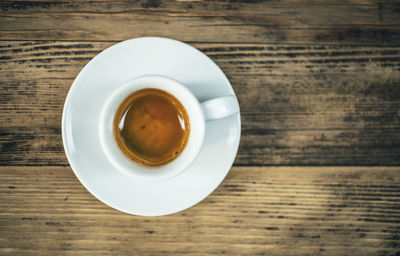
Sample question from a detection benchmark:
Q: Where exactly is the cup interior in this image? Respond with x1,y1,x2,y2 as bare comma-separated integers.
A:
99,75,205,181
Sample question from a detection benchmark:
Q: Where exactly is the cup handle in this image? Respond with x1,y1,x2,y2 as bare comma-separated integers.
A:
200,95,240,121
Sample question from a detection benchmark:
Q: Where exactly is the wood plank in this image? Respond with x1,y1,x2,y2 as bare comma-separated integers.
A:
1,41,400,166
0,41,400,165
0,0,400,44
0,166,399,255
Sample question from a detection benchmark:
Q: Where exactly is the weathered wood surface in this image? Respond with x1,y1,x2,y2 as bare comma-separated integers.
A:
0,0,400,45
1,0,400,255
1,166,399,255
1,41,399,166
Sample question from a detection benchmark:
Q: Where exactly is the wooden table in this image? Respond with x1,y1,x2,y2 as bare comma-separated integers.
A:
1,1,400,255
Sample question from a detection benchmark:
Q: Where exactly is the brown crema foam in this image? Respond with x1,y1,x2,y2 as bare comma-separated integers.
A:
113,88,190,166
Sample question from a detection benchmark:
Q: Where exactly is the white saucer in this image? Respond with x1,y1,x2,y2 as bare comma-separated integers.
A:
62,37,241,216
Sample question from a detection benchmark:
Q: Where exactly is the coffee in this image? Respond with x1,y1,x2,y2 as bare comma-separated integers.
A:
113,88,190,166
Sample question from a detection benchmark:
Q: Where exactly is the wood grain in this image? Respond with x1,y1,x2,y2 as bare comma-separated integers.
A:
1,1,400,254
1,0,400,44
1,41,400,166
0,166,399,255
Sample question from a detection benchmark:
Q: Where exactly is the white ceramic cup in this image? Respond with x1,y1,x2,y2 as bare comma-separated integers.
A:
99,75,239,181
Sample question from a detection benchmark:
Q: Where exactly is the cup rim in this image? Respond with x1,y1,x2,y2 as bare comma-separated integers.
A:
98,75,206,182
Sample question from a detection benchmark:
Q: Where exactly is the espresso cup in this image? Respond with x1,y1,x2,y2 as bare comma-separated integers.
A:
99,75,239,181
